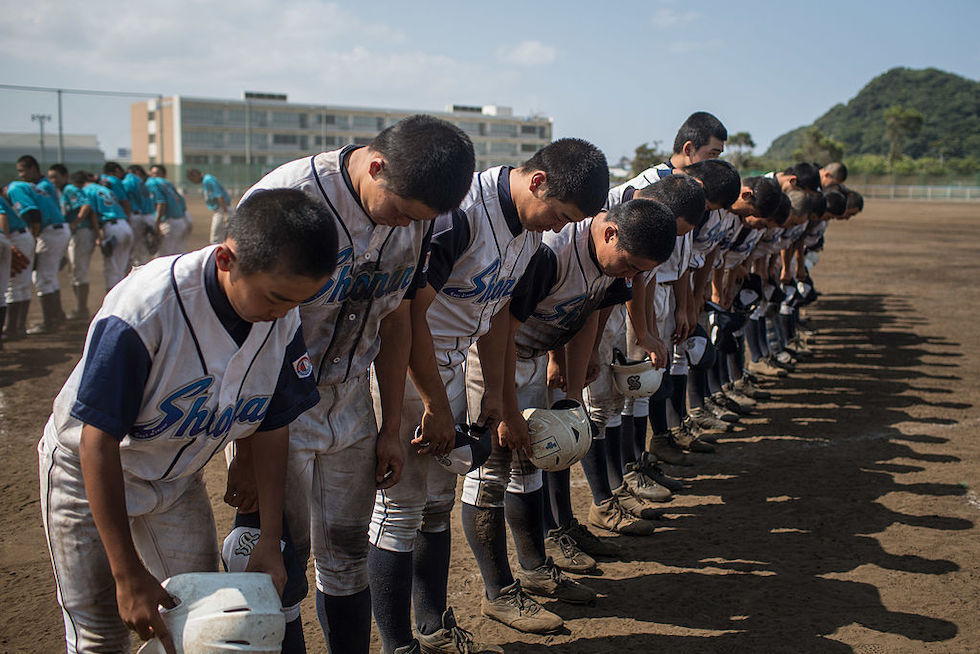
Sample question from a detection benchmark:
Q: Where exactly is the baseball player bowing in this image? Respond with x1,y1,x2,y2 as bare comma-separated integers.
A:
367,138,607,652
508,199,678,587
235,115,475,654
38,188,339,653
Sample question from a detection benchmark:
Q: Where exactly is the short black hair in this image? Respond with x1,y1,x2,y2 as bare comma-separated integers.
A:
744,176,783,219
230,189,339,280
786,189,810,218
70,171,89,187
823,161,848,183
606,199,676,264
17,155,40,170
846,189,864,212
785,162,820,192
681,159,740,208
520,138,609,217
672,111,728,154
128,164,148,177
769,193,791,226
103,161,125,176
634,175,708,228
823,190,847,217
151,164,167,176
48,163,68,176
809,192,827,218
370,114,474,213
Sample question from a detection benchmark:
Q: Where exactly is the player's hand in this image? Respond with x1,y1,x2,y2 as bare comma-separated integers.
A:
476,393,504,434
10,246,29,276
413,408,455,456
224,454,258,513
115,566,178,654
638,333,669,369
497,413,531,455
672,309,691,344
245,534,287,598
547,356,566,391
376,429,404,489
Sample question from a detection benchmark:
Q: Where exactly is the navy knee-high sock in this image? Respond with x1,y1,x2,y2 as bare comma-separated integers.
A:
413,530,451,636
282,616,306,654
649,398,669,434
719,352,732,385
688,369,707,409
745,319,764,363
461,503,512,600
732,346,745,381
756,315,771,358
632,415,647,457
504,490,547,572
707,356,724,395
604,425,625,488
581,436,614,502
368,545,414,653
544,469,574,531
620,418,638,467
316,587,372,654
667,374,687,425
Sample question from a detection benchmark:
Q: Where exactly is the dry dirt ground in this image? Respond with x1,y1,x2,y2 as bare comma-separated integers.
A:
1,198,978,653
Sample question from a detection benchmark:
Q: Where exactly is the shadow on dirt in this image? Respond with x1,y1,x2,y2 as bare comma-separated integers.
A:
502,292,970,652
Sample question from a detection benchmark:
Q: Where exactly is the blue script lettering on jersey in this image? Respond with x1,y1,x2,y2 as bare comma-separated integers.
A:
130,377,271,441
306,246,415,305
442,260,517,304
532,294,588,328
695,220,726,247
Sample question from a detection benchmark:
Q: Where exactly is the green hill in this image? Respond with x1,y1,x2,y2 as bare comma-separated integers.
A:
764,67,979,161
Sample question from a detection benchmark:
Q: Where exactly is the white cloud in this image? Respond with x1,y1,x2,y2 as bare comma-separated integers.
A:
651,6,701,29
495,40,558,66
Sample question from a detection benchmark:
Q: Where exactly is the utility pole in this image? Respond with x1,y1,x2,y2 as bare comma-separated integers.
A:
56,89,64,162
31,113,52,162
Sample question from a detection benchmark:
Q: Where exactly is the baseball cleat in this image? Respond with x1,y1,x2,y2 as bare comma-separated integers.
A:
589,497,657,536
545,531,599,574
481,581,563,634
516,558,597,605
416,607,502,653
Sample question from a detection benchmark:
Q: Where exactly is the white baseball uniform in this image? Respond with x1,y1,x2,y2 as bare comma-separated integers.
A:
39,245,318,652
242,146,431,596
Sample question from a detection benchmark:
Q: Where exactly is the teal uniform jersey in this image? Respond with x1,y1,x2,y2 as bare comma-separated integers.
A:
37,177,60,204
145,178,185,219
201,174,231,212
61,184,90,228
83,184,128,223
122,173,154,214
100,175,129,206
6,180,65,227
0,194,28,231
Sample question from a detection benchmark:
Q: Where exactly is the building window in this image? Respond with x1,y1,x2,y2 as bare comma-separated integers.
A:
521,125,539,135
185,154,209,164
273,133,299,145
183,107,224,125
456,121,485,137
489,141,517,156
230,155,247,164
489,123,518,138
271,112,302,128
353,137,373,146
147,110,155,120
352,115,382,131
520,143,538,153
148,134,156,144
314,135,340,147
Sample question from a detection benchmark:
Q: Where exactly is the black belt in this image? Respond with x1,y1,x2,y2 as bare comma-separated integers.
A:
11,228,27,234
103,219,123,225
48,223,64,230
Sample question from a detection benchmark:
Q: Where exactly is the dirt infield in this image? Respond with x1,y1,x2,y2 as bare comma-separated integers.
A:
1,199,978,653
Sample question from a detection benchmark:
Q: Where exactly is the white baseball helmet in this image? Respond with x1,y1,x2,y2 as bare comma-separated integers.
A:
610,348,664,399
414,423,493,475
137,573,285,654
523,399,593,472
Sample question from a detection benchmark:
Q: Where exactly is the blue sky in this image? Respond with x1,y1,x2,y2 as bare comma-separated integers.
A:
0,0,977,163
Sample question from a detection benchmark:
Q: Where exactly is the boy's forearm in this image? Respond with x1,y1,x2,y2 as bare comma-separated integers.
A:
376,300,412,437
407,287,451,415
247,428,289,543
563,312,599,402
79,425,143,581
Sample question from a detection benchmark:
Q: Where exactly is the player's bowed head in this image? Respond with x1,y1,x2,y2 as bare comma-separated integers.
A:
215,188,339,323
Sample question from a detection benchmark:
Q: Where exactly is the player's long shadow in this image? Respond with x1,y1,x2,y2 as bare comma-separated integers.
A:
511,291,970,652
0,324,86,388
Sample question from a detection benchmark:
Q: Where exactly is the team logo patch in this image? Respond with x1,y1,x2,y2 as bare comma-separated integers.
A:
293,353,313,378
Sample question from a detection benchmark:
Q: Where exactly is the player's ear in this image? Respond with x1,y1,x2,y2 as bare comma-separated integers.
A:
214,243,237,272
367,155,386,179
604,224,618,244
682,140,696,158
528,171,547,194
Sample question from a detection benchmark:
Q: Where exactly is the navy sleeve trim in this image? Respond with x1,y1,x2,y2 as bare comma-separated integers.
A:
70,316,152,440
258,326,322,431
425,209,471,292
509,245,558,322
403,220,435,301
598,278,631,309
